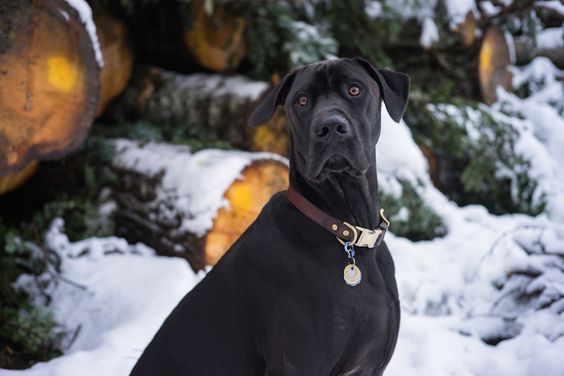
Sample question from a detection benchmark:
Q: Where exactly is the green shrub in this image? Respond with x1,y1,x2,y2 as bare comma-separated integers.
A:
380,179,446,241
404,96,546,215
0,221,62,369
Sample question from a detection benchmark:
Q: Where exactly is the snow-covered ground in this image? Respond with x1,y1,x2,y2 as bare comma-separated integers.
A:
2,57,564,375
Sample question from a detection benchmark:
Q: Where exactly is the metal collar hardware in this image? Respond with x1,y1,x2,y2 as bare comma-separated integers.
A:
337,209,390,248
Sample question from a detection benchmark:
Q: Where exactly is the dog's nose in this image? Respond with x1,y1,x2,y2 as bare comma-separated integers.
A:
314,115,351,139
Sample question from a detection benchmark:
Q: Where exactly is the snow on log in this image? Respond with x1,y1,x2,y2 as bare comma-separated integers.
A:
93,3,134,117
110,140,289,270
0,0,100,179
479,26,513,105
108,66,291,155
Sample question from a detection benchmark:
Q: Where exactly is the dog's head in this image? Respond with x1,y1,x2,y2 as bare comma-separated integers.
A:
249,58,410,183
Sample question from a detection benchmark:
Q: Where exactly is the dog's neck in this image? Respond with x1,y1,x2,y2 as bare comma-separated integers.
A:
289,151,381,229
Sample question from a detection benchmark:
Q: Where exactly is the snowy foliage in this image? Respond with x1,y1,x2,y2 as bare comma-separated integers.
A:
377,0,437,21
282,19,338,66
511,57,564,112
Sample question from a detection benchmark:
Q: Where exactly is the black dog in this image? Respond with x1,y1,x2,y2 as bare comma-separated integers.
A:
131,57,409,376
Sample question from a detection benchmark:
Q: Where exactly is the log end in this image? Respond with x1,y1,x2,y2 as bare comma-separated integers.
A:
184,2,247,72
479,26,513,105
204,160,289,265
250,109,291,156
0,0,99,175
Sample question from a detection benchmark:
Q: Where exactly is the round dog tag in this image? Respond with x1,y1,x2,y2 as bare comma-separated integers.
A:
343,264,362,286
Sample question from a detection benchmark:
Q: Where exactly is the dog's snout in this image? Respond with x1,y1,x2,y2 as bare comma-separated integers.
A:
314,115,351,140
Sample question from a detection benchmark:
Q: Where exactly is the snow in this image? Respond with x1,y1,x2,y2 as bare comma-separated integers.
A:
365,1,383,18
505,31,516,64
2,219,205,376
497,58,564,220
3,60,564,376
537,27,564,50
420,17,439,49
64,0,103,67
511,57,563,107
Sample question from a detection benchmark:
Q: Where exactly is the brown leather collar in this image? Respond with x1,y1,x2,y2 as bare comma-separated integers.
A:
287,186,390,248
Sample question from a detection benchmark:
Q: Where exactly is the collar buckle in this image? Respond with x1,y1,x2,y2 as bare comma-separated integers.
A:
354,226,381,248
338,209,390,248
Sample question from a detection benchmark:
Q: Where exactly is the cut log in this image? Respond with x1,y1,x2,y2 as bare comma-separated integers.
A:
125,1,246,73
0,0,100,177
184,0,247,72
92,3,134,117
106,66,291,155
454,11,478,47
479,26,513,105
111,140,289,271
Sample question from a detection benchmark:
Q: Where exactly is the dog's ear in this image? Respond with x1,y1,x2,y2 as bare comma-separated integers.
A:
248,70,298,127
353,57,410,123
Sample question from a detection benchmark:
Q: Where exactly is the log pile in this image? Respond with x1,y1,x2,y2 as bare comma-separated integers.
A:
110,140,289,270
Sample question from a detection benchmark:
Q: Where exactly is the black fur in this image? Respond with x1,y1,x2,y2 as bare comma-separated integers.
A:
131,58,409,376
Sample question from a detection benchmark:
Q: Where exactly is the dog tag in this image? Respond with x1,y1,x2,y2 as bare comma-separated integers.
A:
343,264,362,286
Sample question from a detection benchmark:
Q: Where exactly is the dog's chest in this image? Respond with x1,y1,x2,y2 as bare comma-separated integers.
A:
258,249,398,373
248,194,400,373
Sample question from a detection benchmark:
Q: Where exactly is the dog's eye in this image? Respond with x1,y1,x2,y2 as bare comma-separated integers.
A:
297,95,308,107
348,85,362,96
